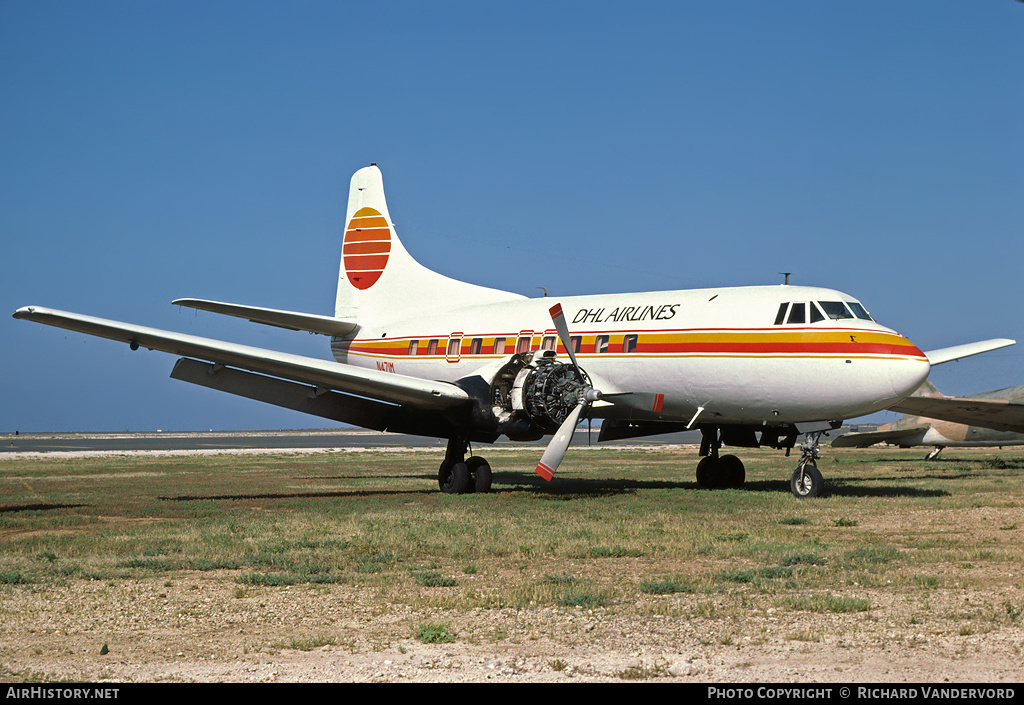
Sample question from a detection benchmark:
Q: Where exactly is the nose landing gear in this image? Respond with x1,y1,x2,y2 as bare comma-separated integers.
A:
790,433,825,498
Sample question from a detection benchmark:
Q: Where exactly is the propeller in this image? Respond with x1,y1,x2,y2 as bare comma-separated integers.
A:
535,304,602,481
549,303,583,378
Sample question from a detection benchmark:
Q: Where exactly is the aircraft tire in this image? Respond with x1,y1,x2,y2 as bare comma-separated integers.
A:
695,456,715,488
466,456,492,494
696,455,745,489
439,461,470,494
719,454,745,488
790,463,824,498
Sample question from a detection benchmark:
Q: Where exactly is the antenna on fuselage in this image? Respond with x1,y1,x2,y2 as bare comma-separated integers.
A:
780,272,792,285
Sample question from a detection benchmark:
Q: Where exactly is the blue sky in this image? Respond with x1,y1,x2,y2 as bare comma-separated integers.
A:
2,1,1022,433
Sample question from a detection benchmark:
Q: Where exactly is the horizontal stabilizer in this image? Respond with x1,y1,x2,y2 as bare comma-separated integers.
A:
924,338,1015,366
173,298,357,337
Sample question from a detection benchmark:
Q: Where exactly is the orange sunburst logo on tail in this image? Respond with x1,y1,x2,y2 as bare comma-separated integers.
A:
343,207,391,290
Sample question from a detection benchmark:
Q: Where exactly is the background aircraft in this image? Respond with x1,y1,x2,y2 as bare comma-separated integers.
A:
13,166,1015,498
833,380,1024,458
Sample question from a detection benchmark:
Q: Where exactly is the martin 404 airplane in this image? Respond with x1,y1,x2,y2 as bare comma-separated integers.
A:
13,165,1016,498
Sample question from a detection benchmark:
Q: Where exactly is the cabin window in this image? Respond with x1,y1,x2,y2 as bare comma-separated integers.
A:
774,303,788,325
493,337,506,355
516,336,532,354
427,339,438,355
470,338,482,355
569,336,582,353
541,336,556,351
819,301,854,320
408,340,419,356
786,303,806,324
623,334,638,353
447,338,461,357
595,335,609,354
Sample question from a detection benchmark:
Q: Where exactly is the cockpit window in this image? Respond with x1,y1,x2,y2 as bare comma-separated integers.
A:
786,302,806,324
847,301,873,321
776,300,870,324
818,301,854,320
809,302,825,323
774,303,788,325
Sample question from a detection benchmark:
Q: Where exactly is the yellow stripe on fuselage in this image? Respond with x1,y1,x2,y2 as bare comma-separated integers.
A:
336,327,925,362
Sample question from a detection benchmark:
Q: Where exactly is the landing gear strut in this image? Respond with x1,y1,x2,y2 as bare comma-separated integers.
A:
790,433,825,498
438,437,492,495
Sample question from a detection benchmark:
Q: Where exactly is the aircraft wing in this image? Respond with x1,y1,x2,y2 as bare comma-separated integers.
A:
173,298,357,337
887,396,1024,434
924,339,1015,365
831,426,930,448
12,306,468,411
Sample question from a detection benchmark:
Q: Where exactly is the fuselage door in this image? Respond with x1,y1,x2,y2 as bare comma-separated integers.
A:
446,332,463,363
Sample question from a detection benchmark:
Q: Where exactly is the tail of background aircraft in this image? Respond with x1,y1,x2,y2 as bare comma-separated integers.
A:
334,164,524,323
913,379,944,398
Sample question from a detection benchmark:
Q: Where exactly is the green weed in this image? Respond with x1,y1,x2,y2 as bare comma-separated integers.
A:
782,593,872,613
415,621,456,644
640,578,694,595
415,571,457,587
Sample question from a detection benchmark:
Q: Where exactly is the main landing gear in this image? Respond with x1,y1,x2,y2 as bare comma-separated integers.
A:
695,429,746,489
438,437,492,495
695,453,746,489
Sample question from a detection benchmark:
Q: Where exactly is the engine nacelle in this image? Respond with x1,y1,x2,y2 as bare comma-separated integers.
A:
490,350,591,439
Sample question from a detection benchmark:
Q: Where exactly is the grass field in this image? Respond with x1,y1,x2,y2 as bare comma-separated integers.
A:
1,444,1022,681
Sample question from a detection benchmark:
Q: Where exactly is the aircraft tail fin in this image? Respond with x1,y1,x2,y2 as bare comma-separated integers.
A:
913,379,945,398
334,165,524,322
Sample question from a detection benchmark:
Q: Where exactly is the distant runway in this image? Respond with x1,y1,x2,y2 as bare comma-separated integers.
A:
1,428,704,454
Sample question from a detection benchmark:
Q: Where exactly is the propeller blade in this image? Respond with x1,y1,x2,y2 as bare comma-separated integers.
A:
535,402,585,481
548,303,582,376
538,304,604,480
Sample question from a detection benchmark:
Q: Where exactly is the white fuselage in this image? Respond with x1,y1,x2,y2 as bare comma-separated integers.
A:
332,284,930,427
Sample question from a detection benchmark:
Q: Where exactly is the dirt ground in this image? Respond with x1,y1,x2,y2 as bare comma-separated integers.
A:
2,566,1022,684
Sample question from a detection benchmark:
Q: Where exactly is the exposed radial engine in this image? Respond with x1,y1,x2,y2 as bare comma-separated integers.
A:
489,350,592,440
